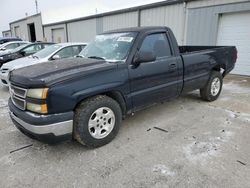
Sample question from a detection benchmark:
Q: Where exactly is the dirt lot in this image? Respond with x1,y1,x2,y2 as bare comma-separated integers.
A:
0,75,249,188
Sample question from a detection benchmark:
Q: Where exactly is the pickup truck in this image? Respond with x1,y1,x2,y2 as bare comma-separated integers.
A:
8,27,237,148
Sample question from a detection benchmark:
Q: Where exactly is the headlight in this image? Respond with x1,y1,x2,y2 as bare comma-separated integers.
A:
26,88,48,99
27,103,48,114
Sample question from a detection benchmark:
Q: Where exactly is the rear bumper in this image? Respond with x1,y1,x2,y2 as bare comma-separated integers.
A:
9,99,74,144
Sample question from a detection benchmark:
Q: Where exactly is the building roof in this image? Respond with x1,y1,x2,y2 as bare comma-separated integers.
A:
103,26,170,34
9,13,41,25
43,0,194,27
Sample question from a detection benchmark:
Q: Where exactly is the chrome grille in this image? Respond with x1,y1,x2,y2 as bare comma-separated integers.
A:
10,85,27,110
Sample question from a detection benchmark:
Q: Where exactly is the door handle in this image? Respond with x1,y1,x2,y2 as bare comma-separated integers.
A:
169,63,177,70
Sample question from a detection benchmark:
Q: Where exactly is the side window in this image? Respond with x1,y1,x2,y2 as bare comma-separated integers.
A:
43,44,52,48
81,45,86,50
23,44,42,54
55,46,74,58
139,33,172,58
5,43,19,50
72,46,82,56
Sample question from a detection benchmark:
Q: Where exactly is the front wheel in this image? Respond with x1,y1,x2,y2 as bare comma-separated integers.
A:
200,71,223,102
73,95,122,148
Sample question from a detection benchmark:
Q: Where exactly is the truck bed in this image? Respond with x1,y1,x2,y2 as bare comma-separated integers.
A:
179,45,237,93
179,46,235,54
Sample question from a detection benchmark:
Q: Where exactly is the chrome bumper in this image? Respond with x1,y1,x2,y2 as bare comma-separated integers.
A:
10,112,73,136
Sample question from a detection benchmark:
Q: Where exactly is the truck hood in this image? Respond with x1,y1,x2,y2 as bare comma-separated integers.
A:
1,56,42,71
10,57,117,87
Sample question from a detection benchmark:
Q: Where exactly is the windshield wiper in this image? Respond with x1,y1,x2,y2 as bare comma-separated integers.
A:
87,56,105,60
75,55,84,58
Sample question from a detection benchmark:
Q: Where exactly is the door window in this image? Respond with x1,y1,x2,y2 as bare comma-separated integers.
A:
140,33,172,58
72,46,83,56
5,43,19,50
23,44,42,54
55,46,73,58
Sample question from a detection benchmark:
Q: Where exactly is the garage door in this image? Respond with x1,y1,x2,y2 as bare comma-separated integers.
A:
217,12,250,76
52,28,65,43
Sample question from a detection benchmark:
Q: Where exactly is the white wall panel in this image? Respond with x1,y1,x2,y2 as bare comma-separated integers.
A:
140,4,185,44
44,24,66,42
103,11,138,32
67,19,97,42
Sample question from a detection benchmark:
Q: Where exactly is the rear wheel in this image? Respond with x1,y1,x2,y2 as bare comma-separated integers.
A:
200,71,223,101
73,95,122,148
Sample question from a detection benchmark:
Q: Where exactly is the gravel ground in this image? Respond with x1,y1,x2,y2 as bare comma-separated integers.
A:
0,74,249,188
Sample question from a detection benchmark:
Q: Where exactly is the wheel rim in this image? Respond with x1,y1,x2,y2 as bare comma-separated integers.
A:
88,107,115,139
211,77,221,96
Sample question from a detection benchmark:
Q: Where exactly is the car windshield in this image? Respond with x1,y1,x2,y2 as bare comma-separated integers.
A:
11,43,30,53
79,32,137,62
33,44,62,59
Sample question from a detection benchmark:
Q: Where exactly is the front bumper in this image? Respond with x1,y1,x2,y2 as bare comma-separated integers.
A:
9,99,74,144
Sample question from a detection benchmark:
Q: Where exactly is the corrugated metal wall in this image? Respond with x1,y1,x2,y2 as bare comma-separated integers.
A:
187,0,250,8
67,18,97,42
44,24,67,42
102,11,138,32
10,15,43,42
140,3,185,44
186,1,250,45
2,30,11,37
10,20,27,40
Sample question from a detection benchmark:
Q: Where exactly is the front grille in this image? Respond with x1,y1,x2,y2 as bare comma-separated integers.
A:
10,85,27,110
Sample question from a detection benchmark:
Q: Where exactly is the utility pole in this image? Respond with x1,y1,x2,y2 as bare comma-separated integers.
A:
35,0,39,14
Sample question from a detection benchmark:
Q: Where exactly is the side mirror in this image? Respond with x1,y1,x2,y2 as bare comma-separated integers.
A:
52,54,60,60
133,50,156,65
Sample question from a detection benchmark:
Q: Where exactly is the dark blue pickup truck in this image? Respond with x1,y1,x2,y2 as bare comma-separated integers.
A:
8,27,237,147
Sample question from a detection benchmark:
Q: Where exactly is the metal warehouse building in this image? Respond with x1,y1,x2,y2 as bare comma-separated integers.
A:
9,13,43,42
4,0,250,75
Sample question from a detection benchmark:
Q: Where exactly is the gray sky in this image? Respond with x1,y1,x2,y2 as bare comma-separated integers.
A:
0,0,163,36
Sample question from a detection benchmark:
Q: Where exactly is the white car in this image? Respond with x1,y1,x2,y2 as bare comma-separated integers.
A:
0,42,87,86
0,41,30,55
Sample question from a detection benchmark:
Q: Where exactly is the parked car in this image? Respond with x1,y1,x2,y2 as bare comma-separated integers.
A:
0,41,30,55
0,37,22,45
0,42,54,67
8,27,237,147
0,43,87,86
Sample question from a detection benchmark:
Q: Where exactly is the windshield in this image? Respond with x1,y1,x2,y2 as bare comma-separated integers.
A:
79,32,137,62
33,44,62,59
11,43,30,53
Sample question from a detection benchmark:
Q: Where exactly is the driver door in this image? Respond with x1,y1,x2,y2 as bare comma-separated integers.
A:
129,33,179,110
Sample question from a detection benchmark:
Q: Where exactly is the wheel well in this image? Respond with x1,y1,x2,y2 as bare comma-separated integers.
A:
74,91,127,117
212,65,221,72
102,91,127,117
212,65,226,77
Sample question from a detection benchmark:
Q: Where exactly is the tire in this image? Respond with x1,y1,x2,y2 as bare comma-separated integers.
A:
73,95,122,148
200,71,223,102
